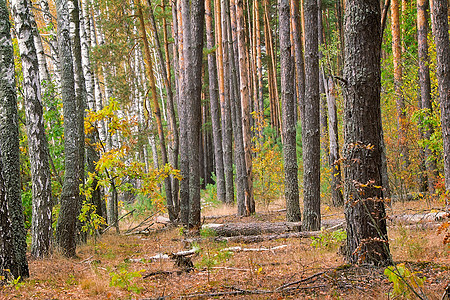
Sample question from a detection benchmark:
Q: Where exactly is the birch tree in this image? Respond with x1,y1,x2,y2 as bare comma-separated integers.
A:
11,0,53,258
0,0,29,277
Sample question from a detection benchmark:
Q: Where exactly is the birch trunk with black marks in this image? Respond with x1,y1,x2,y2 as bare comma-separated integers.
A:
0,0,29,277
12,0,53,258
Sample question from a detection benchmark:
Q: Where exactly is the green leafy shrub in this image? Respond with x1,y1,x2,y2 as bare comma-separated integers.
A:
384,263,426,299
310,229,347,250
109,268,145,293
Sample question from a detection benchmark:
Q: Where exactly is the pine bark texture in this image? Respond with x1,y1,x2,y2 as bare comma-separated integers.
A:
325,77,343,207
55,0,80,257
182,0,204,227
219,0,235,205
431,0,450,192
343,0,391,265
291,0,305,120
417,0,437,193
302,0,321,231
236,0,254,216
279,0,301,222
205,0,226,204
12,0,53,258
0,0,29,278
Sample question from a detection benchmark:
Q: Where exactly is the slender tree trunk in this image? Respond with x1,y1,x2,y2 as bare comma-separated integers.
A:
291,0,305,121
0,0,29,277
236,0,255,215
432,0,450,194
264,0,280,135
135,0,175,221
39,0,60,86
68,0,86,202
324,76,343,206
226,0,248,216
205,0,226,204
219,0,235,205
343,0,392,265
391,0,409,168
417,0,437,194
280,0,301,222
255,1,264,114
302,0,321,231
176,0,190,225
55,0,80,257
12,0,53,258
318,0,328,160
147,0,180,216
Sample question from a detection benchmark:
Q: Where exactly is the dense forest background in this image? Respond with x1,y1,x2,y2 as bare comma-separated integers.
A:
0,0,450,297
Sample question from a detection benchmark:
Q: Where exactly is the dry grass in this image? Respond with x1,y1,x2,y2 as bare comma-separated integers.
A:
1,198,449,299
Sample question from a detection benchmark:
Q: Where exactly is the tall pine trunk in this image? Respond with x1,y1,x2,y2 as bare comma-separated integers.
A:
280,0,301,222
302,0,321,231
417,0,437,194
431,0,450,194
343,0,391,265
236,0,255,215
205,0,226,204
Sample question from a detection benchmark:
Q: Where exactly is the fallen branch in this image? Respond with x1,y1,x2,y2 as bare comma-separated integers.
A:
102,209,136,234
275,271,325,291
124,210,160,234
222,245,288,252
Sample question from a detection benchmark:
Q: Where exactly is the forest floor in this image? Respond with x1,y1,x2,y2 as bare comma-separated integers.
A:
1,198,450,299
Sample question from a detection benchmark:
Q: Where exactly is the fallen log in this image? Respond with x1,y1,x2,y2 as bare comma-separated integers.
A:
203,219,344,237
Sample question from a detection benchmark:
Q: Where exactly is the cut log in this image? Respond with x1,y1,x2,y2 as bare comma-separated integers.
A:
388,212,449,223
214,231,320,243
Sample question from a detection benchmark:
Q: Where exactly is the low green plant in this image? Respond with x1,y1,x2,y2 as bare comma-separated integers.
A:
0,270,24,291
310,229,347,250
78,201,106,244
109,268,145,293
201,173,220,210
195,227,233,283
384,263,426,299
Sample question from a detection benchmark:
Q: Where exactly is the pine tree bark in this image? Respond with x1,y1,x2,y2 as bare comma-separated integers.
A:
343,0,392,265
291,0,305,121
219,0,235,205
181,0,204,228
226,0,248,216
0,0,29,277
235,0,255,215
302,0,321,231
280,0,301,222
324,77,343,206
205,0,226,204
431,0,450,193
55,0,81,257
417,0,437,193
12,0,53,258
